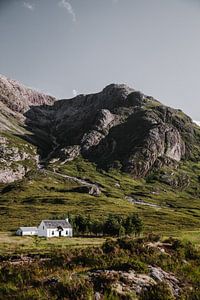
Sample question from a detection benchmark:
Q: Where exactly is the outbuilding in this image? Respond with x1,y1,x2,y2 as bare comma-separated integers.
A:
16,227,38,236
38,219,72,238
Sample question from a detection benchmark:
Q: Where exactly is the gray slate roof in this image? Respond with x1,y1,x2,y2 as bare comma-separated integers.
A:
43,220,72,229
19,227,38,231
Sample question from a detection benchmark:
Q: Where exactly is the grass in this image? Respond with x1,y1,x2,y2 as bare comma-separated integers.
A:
0,156,200,236
0,235,200,299
1,230,200,256
0,232,105,255
171,230,200,248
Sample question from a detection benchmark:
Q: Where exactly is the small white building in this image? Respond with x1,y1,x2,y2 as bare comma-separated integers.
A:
16,227,38,236
38,219,73,238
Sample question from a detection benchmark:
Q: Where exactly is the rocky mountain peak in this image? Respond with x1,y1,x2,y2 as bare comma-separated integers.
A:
0,74,55,114
102,83,134,97
0,75,200,183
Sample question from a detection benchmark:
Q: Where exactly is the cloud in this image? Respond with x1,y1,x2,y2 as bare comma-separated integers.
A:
72,89,78,97
58,0,76,22
23,2,34,11
194,120,200,126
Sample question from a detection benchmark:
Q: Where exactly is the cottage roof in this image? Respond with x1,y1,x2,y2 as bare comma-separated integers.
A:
19,227,38,231
43,220,72,229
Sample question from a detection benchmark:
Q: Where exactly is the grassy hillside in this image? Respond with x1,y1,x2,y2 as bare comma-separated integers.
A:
0,155,200,234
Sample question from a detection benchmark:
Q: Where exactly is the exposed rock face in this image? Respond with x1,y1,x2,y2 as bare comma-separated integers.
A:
0,133,38,183
0,74,54,182
90,266,180,298
0,165,26,184
1,75,200,182
0,74,55,114
25,83,198,179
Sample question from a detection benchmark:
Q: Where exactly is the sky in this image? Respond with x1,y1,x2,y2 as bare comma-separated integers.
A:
0,0,200,120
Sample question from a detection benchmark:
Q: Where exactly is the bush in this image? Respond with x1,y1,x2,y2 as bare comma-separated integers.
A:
184,242,200,260
50,279,93,300
102,239,118,254
140,282,175,300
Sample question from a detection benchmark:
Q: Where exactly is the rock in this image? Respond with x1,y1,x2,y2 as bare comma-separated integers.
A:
149,266,180,296
72,185,101,196
94,292,101,300
0,165,26,183
1,75,200,181
0,74,55,114
0,134,38,183
89,267,181,298
59,145,81,162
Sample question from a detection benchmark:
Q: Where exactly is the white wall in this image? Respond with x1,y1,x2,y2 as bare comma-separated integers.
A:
38,221,48,237
16,229,38,236
22,231,38,236
36,221,73,238
47,228,73,238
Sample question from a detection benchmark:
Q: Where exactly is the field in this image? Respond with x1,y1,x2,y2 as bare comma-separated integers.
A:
0,157,200,244
0,229,200,257
0,233,200,300
0,232,105,255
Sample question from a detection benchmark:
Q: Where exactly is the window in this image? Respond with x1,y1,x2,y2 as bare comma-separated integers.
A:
52,231,54,236
66,230,68,235
43,226,44,230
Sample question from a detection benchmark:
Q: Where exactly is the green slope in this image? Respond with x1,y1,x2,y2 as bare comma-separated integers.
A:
0,155,200,234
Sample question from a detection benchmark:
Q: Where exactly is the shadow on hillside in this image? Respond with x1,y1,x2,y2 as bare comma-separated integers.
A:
14,99,153,172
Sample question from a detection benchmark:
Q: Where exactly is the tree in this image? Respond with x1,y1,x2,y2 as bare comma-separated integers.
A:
124,214,143,236
103,215,125,237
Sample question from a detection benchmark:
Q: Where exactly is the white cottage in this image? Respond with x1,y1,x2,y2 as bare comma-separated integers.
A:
38,219,73,238
16,227,38,236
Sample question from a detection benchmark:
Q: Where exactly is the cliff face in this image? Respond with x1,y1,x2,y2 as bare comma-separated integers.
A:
0,76,200,182
0,75,55,182
25,84,199,178
0,74,55,113
0,74,55,133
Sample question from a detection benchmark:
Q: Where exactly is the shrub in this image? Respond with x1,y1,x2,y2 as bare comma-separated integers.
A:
50,279,93,300
140,282,175,300
102,239,118,254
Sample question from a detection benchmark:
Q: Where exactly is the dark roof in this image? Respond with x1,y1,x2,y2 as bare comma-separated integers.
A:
18,227,38,231
43,220,72,229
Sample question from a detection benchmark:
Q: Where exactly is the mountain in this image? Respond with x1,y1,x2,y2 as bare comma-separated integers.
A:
0,75,55,182
0,74,200,232
25,83,200,178
1,76,199,180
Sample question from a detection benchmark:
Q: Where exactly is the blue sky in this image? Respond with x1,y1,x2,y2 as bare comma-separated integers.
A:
0,0,200,120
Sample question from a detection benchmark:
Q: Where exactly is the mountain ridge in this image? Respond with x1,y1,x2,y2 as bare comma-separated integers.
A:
0,74,200,183
0,74,200,234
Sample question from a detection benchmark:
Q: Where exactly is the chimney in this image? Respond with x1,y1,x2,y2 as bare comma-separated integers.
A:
65,218,69,222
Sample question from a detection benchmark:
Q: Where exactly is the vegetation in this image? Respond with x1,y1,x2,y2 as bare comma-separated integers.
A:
0,155,200,236
0,235,200,299
70,214,143,237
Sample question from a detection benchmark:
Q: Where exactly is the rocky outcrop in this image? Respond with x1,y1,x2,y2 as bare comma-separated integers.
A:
0,165,27,183
0,75,55,182
45,170,101,196
0,133,38,183
1,75,200,182
0,74,55,114
90,266,180,298
25,83,197,179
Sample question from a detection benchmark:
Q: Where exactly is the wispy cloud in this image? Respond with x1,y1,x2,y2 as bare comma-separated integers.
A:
23,1,34,11
58,0,76,22
72,89,78,97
